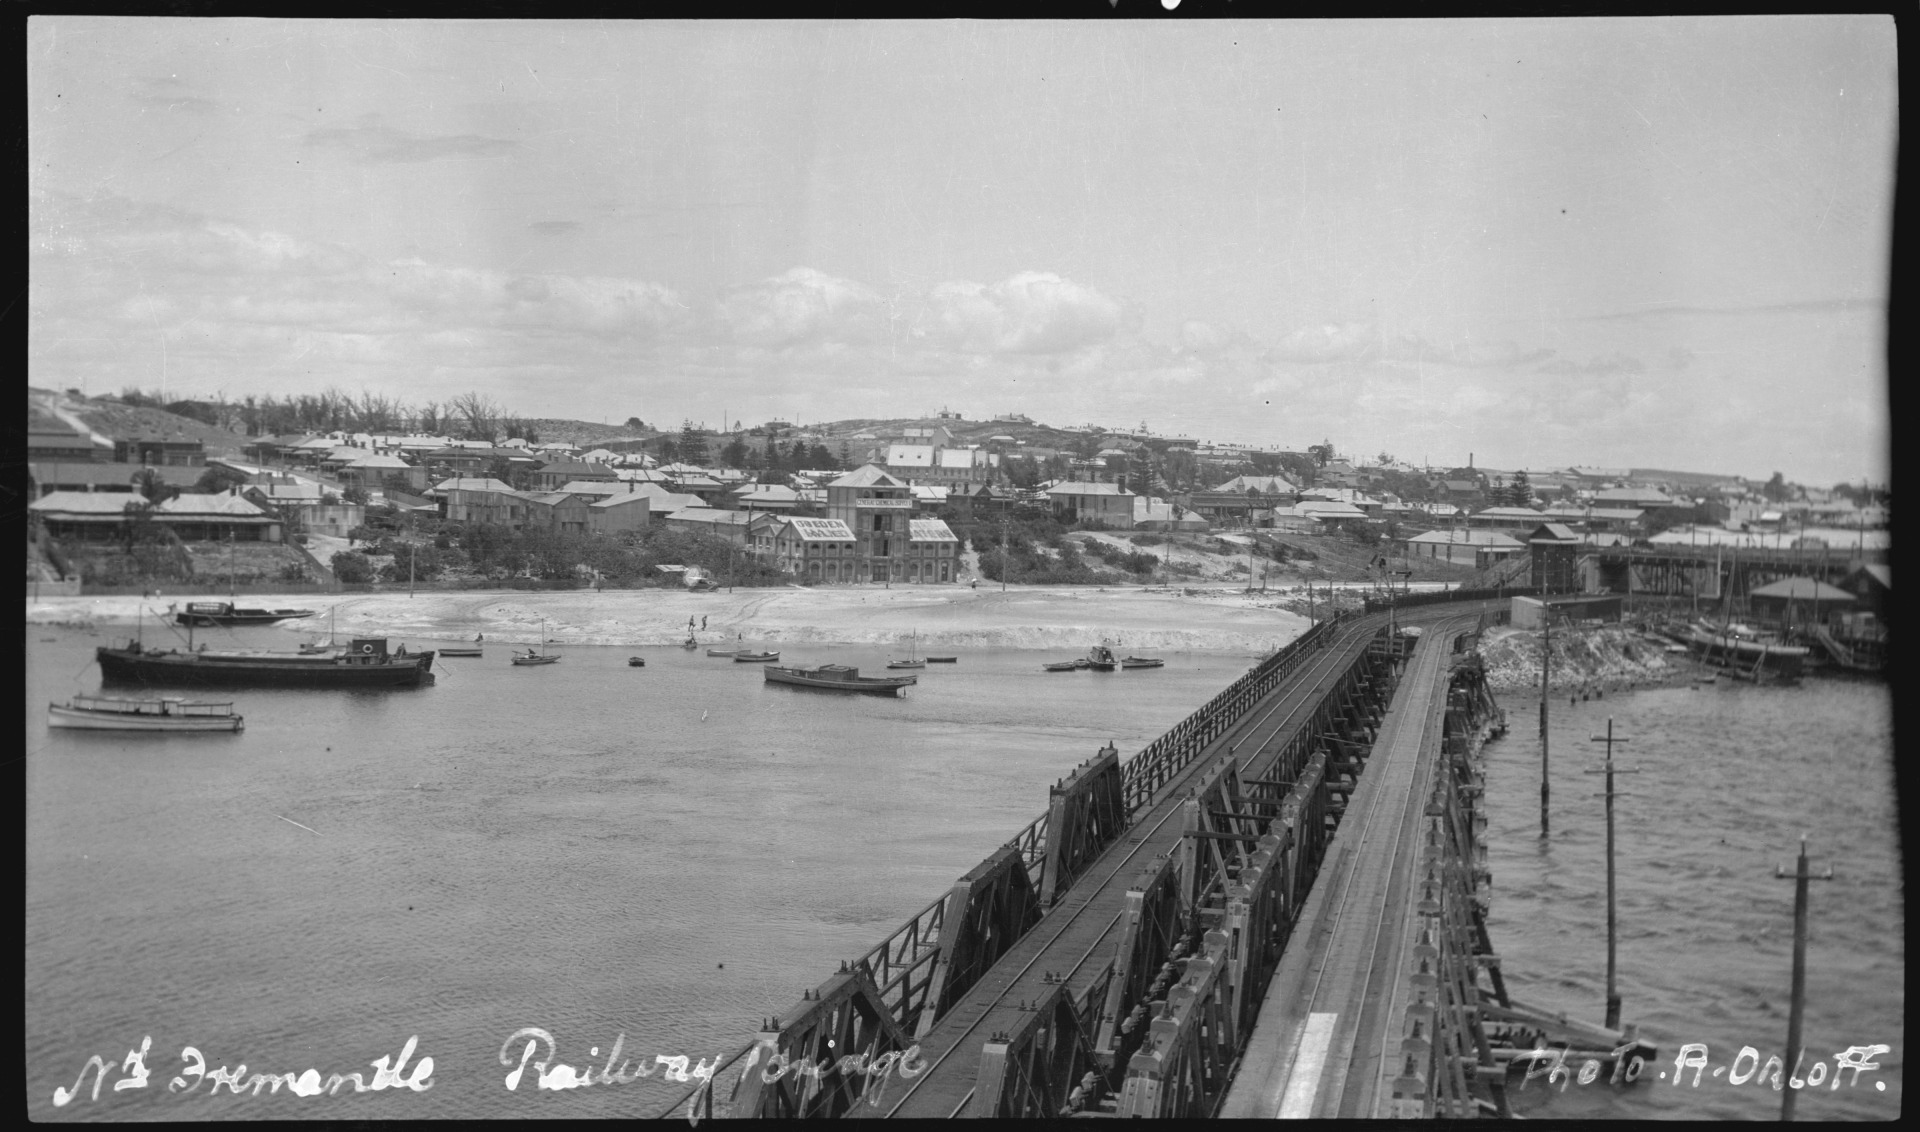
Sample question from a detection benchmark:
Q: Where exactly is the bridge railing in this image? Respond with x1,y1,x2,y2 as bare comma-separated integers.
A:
1119,615,1342,813
1365,585,1537,615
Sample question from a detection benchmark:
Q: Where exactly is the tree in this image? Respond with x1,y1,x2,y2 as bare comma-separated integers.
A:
194,464,251,495
806,442,838,471
1763,471,1789,503
1307,442,1334,467
720,436,750,468
133,467,180,505
677,421,708,467
341,485,370,506
1277,452,1317,488
655,437,680,465
1161,447,1198,492
449,391,503,443
624,417,647,431
1508,470,1533,508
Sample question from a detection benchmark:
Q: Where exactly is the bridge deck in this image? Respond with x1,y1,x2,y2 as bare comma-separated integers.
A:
1218,615,1472,1118
864,617,1390,1119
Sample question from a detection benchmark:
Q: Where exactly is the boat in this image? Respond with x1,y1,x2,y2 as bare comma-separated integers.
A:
925,656,958,663
707,647,741,657
174,601,316,627
764,663,918,696
708,634,745,657
49,694,244,732
1085,643,1117,672
97,637,434,688
628,657,647,667
681,633,699,650
1684,618,1809,682
1043,660,1082,672
888,630,926,670
512,621,560,666
438,633,485,658
734,651,781,663
1120,656,1165,669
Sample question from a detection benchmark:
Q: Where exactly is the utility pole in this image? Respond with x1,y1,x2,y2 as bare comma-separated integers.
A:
1773,836,1834,1121
1539,608,1552,837
1000,513,1008,593
409,541,416,598
1585,720,1637,1028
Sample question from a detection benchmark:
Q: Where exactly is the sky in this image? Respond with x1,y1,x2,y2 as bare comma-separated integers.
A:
27,17,1895,486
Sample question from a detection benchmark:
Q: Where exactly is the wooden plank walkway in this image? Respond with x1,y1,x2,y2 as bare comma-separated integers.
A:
862,617,1390,1119
1217,616,1471,1118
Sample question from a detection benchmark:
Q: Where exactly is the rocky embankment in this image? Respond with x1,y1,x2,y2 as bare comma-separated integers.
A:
1475,624,1697,692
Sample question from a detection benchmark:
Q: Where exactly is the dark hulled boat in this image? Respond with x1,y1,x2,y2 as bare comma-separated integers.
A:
763,663,916,695
97,637,435,688
174,601,316,627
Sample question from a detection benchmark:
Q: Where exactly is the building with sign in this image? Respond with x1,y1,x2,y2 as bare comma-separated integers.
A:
823,464,956,582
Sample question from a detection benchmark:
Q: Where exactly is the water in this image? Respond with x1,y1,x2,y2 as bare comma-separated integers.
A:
26,627,1260,1120
28,630,1900,1120
1482,677,1902,1119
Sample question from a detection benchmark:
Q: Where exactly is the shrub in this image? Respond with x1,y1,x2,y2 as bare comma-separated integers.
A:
332,551,376,584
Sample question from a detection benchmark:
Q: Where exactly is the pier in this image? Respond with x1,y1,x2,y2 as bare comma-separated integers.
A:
660,598,1648,1120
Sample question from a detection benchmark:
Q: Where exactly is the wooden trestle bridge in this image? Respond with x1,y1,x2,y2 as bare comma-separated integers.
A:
659,589,1651,1120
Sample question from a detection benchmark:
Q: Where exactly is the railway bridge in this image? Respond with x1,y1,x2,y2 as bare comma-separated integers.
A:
660,589,1650,1120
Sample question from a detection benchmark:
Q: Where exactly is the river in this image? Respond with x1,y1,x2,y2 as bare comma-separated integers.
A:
26,627,1899,1120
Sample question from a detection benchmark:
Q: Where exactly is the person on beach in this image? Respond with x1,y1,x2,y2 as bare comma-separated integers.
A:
702,616,708,630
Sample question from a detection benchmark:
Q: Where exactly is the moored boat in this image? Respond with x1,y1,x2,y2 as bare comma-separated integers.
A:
437,646,484,657
1086,643,1117,672
1684,619,1808,681
97,637,434,688
628,657,647,667
49,694,245,732
925,656,958,663
1120,656,1165,669
763,663,917,695
734,651,780,663
174,601,316,627
1043,660,1081,672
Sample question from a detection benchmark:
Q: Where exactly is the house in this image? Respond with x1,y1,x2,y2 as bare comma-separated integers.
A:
339,453,428,492
1045,481,1137,529
1134,497,1208,531
1398,528,1525,568
1511,593,1624,629
1527,523,1584,594
665,507,752,545
530,458,617,492
824,465,920,583
28,461,202,499
519,490,594,534
1539,504,1646,534
731,483,801,512
114,431,207,467
29,424,114,463
765,517,862,581
1593,486,1675,509
440,480,531,527
1747,577,1857,630
904,518,961,583
1291,500,1372,526
29,490,282,543
587,492,654,537
1839,563,1891,620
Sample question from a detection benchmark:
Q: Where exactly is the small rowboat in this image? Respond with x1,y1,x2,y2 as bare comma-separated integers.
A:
925,656,958,663
511,651,560,666
49,694,244,732
886,659,925,670
628,657,647,667
1043,661,1081,672
438,646,483,658
707,648,740,657
734,651,780,663
1121,656,1165,669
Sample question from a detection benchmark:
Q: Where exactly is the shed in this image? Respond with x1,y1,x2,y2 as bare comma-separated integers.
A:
1747,576,1856,628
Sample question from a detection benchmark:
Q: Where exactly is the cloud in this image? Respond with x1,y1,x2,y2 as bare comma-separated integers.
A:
305,114,515,165
717,267,887,349
1266,323,1382,364
921,272,1121,355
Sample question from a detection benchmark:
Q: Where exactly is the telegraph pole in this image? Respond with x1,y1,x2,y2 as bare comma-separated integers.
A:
1774,836,1834,1121
1539,608,1552,837
1584,720,1637,1028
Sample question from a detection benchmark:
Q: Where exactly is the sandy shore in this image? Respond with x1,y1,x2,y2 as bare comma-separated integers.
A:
27,583,1317,652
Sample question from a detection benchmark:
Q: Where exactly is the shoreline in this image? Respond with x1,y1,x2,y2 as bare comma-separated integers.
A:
27,584,1319,653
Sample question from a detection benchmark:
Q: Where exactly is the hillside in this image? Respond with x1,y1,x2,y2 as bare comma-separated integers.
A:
29,387,251,456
